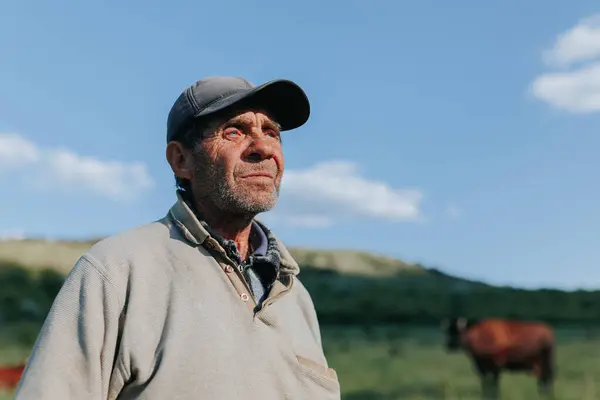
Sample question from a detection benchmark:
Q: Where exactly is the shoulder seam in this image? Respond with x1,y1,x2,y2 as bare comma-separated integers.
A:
79,253,130,386
80,253,123,311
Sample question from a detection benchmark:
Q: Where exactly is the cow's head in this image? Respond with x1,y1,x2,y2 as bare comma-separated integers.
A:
441,317,469,351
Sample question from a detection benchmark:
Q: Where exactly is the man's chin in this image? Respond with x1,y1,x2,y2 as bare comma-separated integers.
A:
246,200,278,215
223,195,278,216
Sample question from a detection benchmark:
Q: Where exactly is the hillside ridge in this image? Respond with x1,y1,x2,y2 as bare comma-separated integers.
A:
0,238,488,289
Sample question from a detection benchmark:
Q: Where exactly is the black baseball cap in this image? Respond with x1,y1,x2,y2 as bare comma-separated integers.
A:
166,76,310,143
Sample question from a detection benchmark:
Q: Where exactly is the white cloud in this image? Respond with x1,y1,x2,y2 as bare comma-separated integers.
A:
265,160,423,228
531,62,600,113
543,14,600,69
42,148,154,201
531,14,600,113
0,133,154,202
0,133,40,168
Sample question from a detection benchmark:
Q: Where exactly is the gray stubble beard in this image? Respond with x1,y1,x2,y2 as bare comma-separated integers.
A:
191,149,280,217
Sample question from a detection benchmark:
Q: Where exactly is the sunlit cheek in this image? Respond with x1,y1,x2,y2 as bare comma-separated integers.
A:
216,147,240,180
273,148,284,172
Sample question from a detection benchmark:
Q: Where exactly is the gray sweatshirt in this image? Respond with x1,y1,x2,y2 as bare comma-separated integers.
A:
15,193,340,399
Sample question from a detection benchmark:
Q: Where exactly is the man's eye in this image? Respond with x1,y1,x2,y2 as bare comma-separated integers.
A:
224,128,243,138
265,130,280,139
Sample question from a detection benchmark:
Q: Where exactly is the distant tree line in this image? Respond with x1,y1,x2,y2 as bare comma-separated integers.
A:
0,262,64,325
2,261,600,327
299,266,600,326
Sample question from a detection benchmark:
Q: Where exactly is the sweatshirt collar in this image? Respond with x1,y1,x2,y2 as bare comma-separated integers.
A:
167,191,299,276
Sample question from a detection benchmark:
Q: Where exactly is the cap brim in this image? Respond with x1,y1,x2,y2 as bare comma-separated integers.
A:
194,79,310,131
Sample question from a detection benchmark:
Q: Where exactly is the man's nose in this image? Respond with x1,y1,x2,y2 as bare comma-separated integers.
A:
244,135,276,162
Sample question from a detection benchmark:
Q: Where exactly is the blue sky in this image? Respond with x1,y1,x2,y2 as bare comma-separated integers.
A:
2,0,600,290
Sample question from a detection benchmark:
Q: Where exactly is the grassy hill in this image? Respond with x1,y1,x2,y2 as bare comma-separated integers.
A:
0,239,98,275
3,237,596,327
0,238,486,289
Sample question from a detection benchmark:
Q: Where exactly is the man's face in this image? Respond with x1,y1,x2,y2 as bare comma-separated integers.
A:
188,109,284,216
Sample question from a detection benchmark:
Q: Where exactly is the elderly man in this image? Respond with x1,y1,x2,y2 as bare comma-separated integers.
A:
15,77,340,400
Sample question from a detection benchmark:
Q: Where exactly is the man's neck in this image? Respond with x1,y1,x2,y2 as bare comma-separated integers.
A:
192,198,255,260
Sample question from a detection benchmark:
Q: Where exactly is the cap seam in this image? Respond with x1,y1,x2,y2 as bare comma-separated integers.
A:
192,88,249,117
185,88,201,114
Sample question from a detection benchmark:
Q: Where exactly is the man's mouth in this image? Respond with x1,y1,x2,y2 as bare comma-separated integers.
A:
240,172,275,179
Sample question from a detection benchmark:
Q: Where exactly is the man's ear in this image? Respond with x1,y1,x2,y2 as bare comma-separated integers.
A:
166,141,193,181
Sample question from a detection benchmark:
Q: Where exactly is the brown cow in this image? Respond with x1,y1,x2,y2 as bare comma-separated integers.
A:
0,363,26,391
442,317,555,399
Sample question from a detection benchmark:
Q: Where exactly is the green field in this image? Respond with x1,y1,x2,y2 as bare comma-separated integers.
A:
0,324,37,400
3,239,600,399
2,325,600,399
323,325,600,400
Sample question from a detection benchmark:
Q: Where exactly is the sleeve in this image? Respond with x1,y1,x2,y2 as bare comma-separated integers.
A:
295,277,324,350
14,254,123,400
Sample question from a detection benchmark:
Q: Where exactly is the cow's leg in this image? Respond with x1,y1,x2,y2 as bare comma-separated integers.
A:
479,373,492,400
488,371,500,400
538,346,555,399
472,358,489,398
538,367,554,398
538,374,553,399
479,373,488,398
479,373,500,400
474,359,500,400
